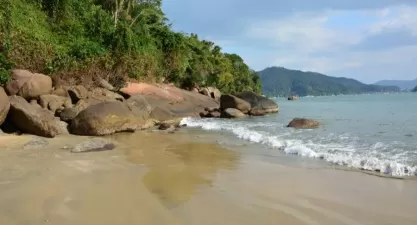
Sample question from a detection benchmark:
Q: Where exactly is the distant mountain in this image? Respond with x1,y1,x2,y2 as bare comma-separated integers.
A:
373,79,417,90
258,67,400,97
412,86,417,92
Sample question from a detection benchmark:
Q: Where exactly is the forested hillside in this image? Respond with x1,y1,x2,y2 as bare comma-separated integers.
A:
259,67,399,97
0,0,261,93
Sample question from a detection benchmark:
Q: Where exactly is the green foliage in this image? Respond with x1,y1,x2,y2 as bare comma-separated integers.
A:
259,67,400,97
0,0,260,93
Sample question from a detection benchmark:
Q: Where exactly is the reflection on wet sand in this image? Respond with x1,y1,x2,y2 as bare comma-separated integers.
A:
120,132,240,207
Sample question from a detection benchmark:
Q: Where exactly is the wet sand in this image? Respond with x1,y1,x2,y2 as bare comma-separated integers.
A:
0,131,416,225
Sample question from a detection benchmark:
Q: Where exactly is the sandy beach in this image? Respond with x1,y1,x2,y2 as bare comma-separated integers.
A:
0,130,416,225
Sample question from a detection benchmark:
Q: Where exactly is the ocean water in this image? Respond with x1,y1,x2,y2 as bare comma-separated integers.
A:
181,93,417,177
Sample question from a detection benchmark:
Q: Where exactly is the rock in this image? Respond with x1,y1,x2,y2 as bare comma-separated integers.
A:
120,82,184,101
5,69,52,100
287,118,320,129
72,138,115,153
220,94,251,113
209,111,221,118
23,136,49,150
158,123,174,131
8,95,62,137
191,88,199,93
56,121,70,135
59,99,98,122
204,107,219,112
51,86,70,97
97,78,115,91
68,85,88,104
70,101,140,136
125,95,152,121
89,87,124,102
0,87,10,126
288,96,298,101
248,109,266,116
39,94,71,114
234,91,279,114
200,87,221,101
221,108,246,118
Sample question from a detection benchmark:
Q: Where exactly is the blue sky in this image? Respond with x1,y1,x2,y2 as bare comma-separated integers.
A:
162,0,417,83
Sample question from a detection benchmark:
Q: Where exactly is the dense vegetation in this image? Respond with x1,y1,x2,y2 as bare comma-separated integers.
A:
0,0,261,94
259,67,400,97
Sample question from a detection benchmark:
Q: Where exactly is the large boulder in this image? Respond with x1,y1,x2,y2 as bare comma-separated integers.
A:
125,95,152,121
8,95,63,137
59,98,100,122
287,118,320,129
220,94,251,113
5,69,52,100
221,108,246,118
0,87,10,125
70,101,141,136
234,91,279,114
120,82,184,101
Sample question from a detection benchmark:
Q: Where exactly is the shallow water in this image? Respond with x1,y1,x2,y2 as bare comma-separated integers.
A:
181,92,417,177
0,132,416,225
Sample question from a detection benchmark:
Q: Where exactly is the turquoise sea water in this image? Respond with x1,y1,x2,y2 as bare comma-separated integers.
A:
181,93,417,177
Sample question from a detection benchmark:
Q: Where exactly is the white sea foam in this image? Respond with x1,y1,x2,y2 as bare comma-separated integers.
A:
180,117,417,177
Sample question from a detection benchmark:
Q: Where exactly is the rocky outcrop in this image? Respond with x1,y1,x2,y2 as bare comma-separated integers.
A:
68,85,89,103
59,98,100,122
125,95,152,121
221,108,246,118
0,87,10,125
234,91,278,114
70,101,141,136
287,118,320,129
5,69,52,100
220,94,251,113
120,82,184,101
288,96,298,101
8,95,64,137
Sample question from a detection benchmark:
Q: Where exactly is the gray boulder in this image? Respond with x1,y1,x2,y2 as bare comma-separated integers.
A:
72,138,115,153
8,95,62,137
70,101,140,136
234,91,278,114
0,87,10,126
221,108,246,118
220,94,251,113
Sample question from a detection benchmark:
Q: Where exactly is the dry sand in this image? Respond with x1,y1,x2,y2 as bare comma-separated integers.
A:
0,131,416,225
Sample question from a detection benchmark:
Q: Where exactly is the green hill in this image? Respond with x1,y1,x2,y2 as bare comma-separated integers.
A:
412,86,417,92
258,67,400,97
0,0,260,94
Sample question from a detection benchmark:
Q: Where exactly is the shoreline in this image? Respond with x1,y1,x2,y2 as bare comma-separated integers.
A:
0,130,416,224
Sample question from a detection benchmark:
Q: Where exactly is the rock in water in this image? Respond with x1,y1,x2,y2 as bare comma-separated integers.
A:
8,95,62,137
287,118,320,129
0,87,10,126
23,136,49,149
288,96,298,101
5,69,52,100
70,101,140,136
72,138,115,153
234,91,279,114
158,123,174,131
220,94,251,113
221,108,246,118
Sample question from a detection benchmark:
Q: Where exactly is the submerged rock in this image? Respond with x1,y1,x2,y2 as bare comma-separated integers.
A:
287,118,320,129
72,138,115,153
23,136,49,149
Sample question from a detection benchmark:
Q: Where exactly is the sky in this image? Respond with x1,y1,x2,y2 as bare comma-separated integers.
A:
162,0,417,83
